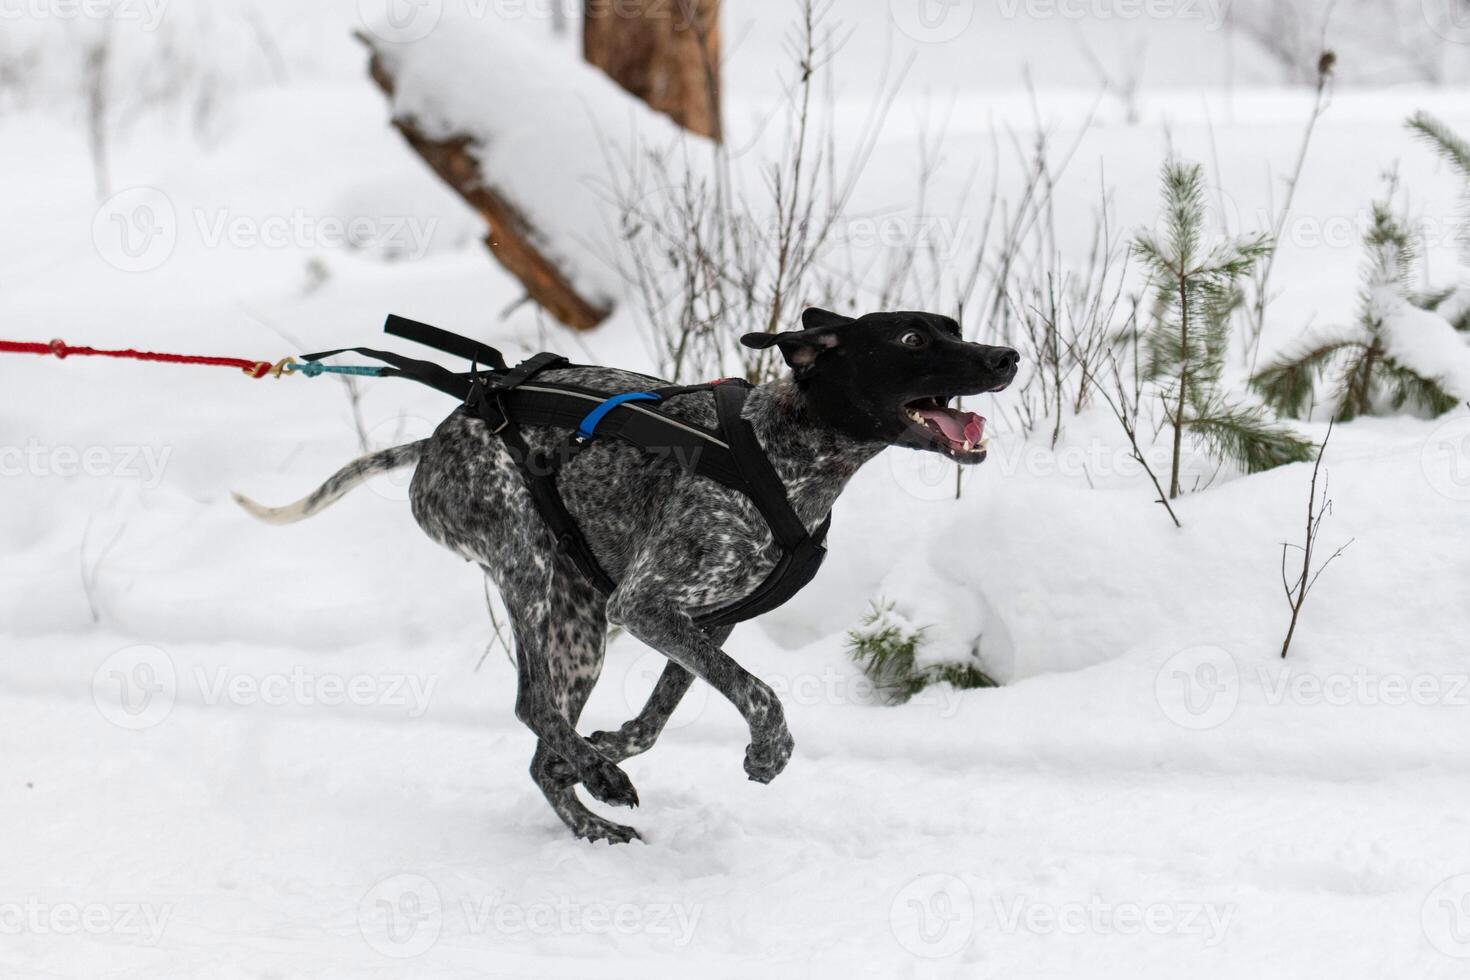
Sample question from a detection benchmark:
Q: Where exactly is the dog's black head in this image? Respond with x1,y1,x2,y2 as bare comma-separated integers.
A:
742,308,1019,463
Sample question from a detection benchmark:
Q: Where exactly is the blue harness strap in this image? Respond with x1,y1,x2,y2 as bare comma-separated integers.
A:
576,391,662,440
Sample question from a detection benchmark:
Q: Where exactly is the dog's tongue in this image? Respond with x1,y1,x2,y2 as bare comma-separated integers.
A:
916,406,984,447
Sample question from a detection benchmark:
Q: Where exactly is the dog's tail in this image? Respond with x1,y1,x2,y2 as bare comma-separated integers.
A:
232,441,427,525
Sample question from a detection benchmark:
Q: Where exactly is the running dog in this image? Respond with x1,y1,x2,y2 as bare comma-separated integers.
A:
235,307,1018,843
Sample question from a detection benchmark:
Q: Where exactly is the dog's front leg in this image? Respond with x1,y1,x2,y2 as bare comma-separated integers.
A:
607,587,792,784
583,628,727,766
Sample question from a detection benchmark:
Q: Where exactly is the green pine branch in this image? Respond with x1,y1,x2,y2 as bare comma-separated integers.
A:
1377,355,1461,416
1188,402,1316,474
1408,111,1470,178
1250,337,1364,418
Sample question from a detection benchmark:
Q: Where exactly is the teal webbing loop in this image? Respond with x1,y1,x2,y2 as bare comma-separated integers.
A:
286,361,386,378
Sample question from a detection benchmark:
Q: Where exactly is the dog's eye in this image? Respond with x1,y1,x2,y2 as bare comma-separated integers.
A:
900,330,926,348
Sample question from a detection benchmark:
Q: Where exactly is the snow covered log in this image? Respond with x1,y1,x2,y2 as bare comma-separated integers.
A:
361,35,608,330
358,18,704,332
583,0,722,142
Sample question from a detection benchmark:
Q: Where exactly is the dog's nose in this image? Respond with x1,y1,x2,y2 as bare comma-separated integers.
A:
985,347,1020,373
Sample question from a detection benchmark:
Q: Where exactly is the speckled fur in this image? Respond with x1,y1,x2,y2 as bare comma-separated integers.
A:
403,365,884,843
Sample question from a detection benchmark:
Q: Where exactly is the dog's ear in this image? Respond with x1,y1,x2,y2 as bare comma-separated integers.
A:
740,308,851,378
741,323,842,379
800,307,854,331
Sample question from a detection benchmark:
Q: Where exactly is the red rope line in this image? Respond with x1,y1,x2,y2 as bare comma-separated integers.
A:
0,339,273,378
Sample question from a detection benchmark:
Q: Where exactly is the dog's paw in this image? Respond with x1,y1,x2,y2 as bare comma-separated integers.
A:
575,816,643,845
581,759,640,809
743,727,795,784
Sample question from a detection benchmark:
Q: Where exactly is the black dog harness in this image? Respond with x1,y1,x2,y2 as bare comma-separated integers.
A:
306,315,831,628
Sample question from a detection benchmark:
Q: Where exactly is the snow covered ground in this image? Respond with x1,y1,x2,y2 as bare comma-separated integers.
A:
3,1,1470,977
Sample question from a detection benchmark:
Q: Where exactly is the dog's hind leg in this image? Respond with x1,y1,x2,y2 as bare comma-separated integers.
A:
502,565,645,842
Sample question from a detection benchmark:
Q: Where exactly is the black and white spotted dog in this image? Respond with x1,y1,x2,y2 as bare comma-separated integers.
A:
236,308,1018,843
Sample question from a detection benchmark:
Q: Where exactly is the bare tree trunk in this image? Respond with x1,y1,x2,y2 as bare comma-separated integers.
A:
583,0,721,142
361,37,611,331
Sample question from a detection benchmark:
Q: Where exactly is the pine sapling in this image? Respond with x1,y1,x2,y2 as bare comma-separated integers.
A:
1252,186,1461,420
845,601,996,705
1133,160,1314,498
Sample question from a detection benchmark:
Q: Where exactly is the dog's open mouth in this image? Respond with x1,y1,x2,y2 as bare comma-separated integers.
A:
903,396,988,460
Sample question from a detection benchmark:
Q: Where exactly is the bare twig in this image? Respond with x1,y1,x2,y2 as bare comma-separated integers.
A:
475,575,514,671
1278,420,1351,658
1246,48,1336,371
1091,333,1182,528
80,517,126,623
